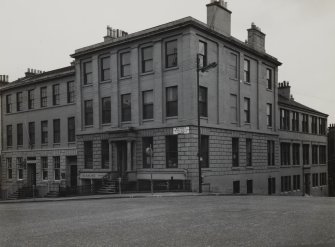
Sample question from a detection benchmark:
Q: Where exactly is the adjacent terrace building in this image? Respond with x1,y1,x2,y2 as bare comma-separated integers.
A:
0,67,76,198
278,82,328,196
71,0,282,194
328,124,335,196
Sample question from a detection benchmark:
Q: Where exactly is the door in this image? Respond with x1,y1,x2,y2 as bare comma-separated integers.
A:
304,174,310,195
27,164,36,186
117,141,127,177
268,177,276,195
70,165,77,187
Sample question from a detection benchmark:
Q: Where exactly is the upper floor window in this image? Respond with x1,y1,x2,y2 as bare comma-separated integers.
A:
280,109,290,130
6,94,12,113
266,68,272,90
302,114,309,133
83,61,92,85
266,103,272,127
121,94,131,122
53,119,60,144
165,40,178,68
232,137,239,167
229,53,238,79
28,122,35,146
84,100,93,126
312,145,318,164
230,94,237,123
67,81,75,103
142,90,154,120
7,158,13,180
28,89,34,109
52,84,60,105
17,123,23,146
100,57,110,81
68,117,75,143
40,87,47,108
319,145,326,164
166,86,178,117
243,59,250,83
319,118,326,135
6,125,12,147
198,41,207,68
292,143,300,165
311,116,317,134
292,111,299,131
120,52,130,77
16,92,23,111
41,120,48,144
101,97,111,124
41,157,48,180
199,87,208,117
244,97,250,123
141,47,153,73
303,144,309,165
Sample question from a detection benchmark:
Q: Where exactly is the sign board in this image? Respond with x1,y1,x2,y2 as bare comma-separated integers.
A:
80,173,107,179
173,126,190,135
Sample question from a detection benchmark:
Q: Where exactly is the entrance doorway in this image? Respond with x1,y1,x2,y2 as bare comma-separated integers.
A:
27,164,36,186
268,177,276,195
70,165,77,187
304,174,310,195
116,141,128,177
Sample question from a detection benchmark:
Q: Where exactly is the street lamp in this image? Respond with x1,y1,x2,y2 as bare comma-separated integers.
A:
197,53,217,193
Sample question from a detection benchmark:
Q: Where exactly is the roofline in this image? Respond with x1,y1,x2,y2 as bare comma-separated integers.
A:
0,66,75,93
71,17,282,66
278,101,328,117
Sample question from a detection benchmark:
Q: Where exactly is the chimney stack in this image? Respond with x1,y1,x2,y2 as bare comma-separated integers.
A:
25,68,43,77
278,81,291,99
0,75,9,86
247,22,266,53
207,0,231,36
104,26,128,41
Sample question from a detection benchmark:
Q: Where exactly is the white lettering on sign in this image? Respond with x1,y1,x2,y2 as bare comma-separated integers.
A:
79,173,107,179
173,127,190,135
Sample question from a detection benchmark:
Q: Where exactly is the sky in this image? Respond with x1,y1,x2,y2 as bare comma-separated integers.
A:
1,0,335,123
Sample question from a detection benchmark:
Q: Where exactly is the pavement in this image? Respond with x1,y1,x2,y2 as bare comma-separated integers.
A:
0,192,201,203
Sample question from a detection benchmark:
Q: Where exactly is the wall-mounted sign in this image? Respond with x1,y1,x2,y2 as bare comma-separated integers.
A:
80,173,107,179
173,126,190,135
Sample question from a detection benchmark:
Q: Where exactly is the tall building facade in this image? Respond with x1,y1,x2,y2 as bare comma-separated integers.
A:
0,67,76,197
0,0,329,197
328,124,335,196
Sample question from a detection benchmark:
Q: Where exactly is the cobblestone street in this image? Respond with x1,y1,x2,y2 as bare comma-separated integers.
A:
1,195,335,246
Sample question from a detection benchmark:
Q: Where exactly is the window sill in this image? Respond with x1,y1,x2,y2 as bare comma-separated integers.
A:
41,144,48,147
244,81,251,85
140,71,154,76
99,79,112,84
82,84,93,88
231,167,240,171
53,143,61,147
84,125,94,128
266,88,273,92
229,77,238,81
246,166,254,169
165,116,178,120
121,121,132,124
119,76,132,80
68,142,76,145
101,123,112,126
267,126,273,129
142,119,154,122
164,66,179,72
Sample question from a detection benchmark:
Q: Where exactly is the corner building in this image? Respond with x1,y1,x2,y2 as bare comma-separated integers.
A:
72,1,282,193
0,67,76,197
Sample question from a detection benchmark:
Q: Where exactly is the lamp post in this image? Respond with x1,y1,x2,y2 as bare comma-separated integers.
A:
197,53,217,193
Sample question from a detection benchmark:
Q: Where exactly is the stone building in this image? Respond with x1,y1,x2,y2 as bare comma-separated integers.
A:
0,67,76,198
71,0,282,194
328,124,335,196
0,0,329,197
278,82,328,196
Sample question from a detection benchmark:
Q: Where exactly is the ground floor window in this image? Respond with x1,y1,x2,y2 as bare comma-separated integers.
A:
281,176,291,192
166,135,178,168
293,175,300,190
101,140,109,169
320,173,327,186
54,156,60,181
268,177,276,195
232,138,239,167
267,140,275,166
142,137,153,168
7,158,12,179
17,157,23,180
201,135,209,168
41,157,48,180
233,180,240,194
312,173,319,187
246,138,252,167
84,141,93,169
247,180,253,194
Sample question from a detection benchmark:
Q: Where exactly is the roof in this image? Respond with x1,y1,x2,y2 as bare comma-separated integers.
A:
71,17,281,66
278,94,328,117
0,66,75,92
